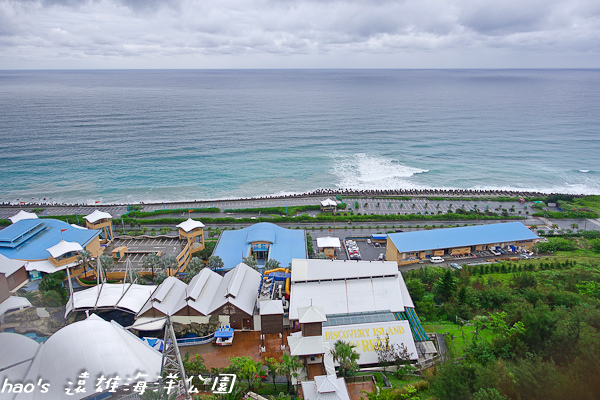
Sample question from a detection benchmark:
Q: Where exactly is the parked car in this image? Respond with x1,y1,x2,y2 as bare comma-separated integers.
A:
374,242,380,247
489,248,501,256
450,263,462,269
430,256,445,263
378,253,385,261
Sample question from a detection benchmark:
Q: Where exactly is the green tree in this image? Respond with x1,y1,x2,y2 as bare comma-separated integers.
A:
77,250,92,278
435,269,457,302
183,257,204,283
142,253,161,278
208,255,224,272
39,271,66,295
405,279,426,302
264,357,280,390
276,352,303,394
99,255,114,278
330,340,360,377
243,256,258,270
208,227,222,238
161,254,178,276
265,259,281,270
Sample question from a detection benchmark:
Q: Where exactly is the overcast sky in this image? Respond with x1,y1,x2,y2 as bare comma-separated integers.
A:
1,0,599,69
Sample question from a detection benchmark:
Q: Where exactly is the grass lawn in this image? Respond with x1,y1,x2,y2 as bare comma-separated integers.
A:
422,321,496,358
565,195,600,214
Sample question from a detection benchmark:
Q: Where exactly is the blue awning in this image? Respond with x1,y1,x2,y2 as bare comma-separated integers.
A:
214,329,234,338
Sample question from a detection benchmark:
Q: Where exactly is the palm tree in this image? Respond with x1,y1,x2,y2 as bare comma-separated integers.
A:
142,253,161,278
161,254,178,277
571,223,579,232
330,340,360,377
208,255,224,272
277,352,302,394
99,255,114,280
265,357,280,390
77,250,92,278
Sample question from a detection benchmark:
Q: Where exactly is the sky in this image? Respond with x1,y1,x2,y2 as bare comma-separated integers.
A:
1,0,599,69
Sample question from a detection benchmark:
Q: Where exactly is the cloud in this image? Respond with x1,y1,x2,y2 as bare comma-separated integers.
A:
0,0,599,68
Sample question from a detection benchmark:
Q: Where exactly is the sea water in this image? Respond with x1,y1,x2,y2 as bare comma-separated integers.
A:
0,69,598,204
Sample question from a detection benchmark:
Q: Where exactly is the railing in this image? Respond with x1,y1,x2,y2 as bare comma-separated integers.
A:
344,374,374,384
176,240,192,275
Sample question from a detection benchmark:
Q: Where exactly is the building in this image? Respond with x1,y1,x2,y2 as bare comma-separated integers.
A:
136,262,262,330
316,236,341,258
301,375,351,400
320,198,338,213
176,218,206,272
386,222,540,265
0,255,30,317
212,222,307,271
0,218,101,277
289,259,421,366
84,209,114,242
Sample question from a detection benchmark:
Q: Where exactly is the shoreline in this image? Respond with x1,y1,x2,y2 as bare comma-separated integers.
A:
0,187,583,209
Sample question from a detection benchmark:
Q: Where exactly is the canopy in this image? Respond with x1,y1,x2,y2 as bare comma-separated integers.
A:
9,210,38,224
84,210,112,223
46,240,83,258
214,327,234,338
177,218,205,232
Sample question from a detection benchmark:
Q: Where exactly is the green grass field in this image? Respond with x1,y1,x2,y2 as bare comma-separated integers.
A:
422,321,496,358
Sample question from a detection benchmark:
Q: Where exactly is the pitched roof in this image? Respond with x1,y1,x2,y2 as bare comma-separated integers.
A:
138,277,187,317
84,210,112,223
298,305,327,323
9,210,38,224
209,262,262,316
259,299,284,315
301,375,351,400
287,332,325,356
388,222,539,253
320,198,337,207
0,253,27,276
177,218,205,232
184,268,223,315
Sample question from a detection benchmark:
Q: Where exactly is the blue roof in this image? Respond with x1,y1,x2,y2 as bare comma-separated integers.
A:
212,222,307,271
0,219,100,260
388,222,539,253
371,234,387,240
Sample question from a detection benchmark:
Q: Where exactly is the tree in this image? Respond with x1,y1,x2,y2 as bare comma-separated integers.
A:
571,223,579,232
265,259,281,270
208,255,224,272
277,352,303,393
435,269,457,302
208,227,222,238
243,255,258,270
184,257,204,282
265,357,280,390
99,255,114,278
330,340,360,377
161,254,178,276
77,250,92,278
142,253,161,278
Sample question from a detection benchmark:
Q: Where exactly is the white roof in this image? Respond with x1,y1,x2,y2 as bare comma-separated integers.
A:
0,296,31,318
25,259,78,274
15,314,162,400
0,253,27,276
70,223,88,230
177,218,205,232
298,305,327,323
139,277,187,317
260,300,284,315
317,236,341,249
0,332,39,383
291,259,399,282
184,268,223,315
320,198,338,207
66,283,157,318
289,260,412,320
130,317,167,331
287,331,325,356
301,375,351,400
209,262,262,316
45,240,83,258
84,209,112,223
9,210,38,224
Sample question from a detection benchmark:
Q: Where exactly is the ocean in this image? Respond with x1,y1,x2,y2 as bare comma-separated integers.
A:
0,69,598,204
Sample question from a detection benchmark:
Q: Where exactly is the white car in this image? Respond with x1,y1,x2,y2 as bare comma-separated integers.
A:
430,256,445,263
489,249,501,256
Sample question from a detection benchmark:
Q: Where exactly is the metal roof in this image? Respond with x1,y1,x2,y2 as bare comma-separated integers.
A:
387,222,539,253
209,262,262,316
0,254,26,276
316,236,341,248
0,219,100,261
259,299,284,315
212,222,307,270
291,259,399,282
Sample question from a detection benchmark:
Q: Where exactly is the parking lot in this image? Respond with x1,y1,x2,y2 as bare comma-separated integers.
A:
105,236,184,271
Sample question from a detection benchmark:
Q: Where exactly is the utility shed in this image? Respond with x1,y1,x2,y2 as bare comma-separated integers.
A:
259,299,284,334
